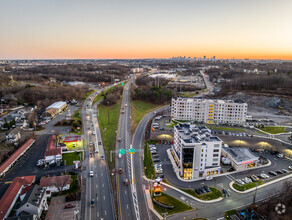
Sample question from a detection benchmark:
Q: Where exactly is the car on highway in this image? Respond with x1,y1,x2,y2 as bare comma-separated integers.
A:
121,111,124,114
90,199,95,207
92,131,96,135
118,137,122,142
64,204,76,209
90,171,94,177
90,152,93,157
205,176,213,181
269,171,277,176
288,166,292,170
118,168,123,174
98,142,102,145
124,178,129,186
125,104,128,107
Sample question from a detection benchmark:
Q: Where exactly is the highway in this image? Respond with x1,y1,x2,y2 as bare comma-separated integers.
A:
81,90,114,220
132,105,170,220
116,81,137,220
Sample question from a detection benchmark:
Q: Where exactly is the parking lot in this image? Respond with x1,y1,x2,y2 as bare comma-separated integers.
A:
46,196,77,220
148,141,292,195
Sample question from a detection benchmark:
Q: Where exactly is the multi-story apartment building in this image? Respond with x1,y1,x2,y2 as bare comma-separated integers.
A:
171,97,248,125
171,123,222,179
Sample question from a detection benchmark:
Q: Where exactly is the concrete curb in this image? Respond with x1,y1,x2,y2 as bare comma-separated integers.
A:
229,173,292,194
166,149,272,183
143,176,223,204
145,190,163,220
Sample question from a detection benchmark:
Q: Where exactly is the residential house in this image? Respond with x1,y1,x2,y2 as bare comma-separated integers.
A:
6,128,21,143
40,175,72,194
16,185,48,219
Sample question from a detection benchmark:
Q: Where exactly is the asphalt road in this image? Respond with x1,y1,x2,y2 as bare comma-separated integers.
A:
81,90,114,220
116,81,137,220
132,105,170,220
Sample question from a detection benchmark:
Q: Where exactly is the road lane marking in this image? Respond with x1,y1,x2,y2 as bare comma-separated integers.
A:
102,184,104,187
105,210,107,215
103,195,105,200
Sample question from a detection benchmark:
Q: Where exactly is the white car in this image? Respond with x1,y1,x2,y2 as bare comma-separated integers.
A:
205,176,213,181
90,171,94,177
277,153,284,158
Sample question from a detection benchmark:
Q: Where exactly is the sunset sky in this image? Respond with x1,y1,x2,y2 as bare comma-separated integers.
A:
0,0,292,59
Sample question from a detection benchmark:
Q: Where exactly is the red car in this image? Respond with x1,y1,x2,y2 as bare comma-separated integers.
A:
118,168,123,174
64,204,75,209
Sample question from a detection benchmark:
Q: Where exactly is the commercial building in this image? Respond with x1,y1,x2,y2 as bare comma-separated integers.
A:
0,176,36,219
171,123,222,179
44,135,62,163
42,101,67,118
171,97,248,125
221,147,260,171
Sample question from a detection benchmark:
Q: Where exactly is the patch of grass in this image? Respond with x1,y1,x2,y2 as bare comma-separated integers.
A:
233,181,262,191
166,120,179,128
224,209,236,220
178,92,200,98
146,140,159,145
62,152,83,166
84,90,95,99
144,144,156,179
97,100,121,170
152,192,192,216
131,100,163,133
179,187,222,200
260,126,288,134
211,127,245,131
60,174,78,195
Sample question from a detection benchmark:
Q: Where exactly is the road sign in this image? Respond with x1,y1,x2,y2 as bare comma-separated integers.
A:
121,82,124,86
128,148,135,154
119,149,126,154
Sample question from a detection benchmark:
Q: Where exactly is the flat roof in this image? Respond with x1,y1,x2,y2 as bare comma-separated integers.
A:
44,135,61,157
175,123,221,144
172,97,246,104
63,135,82,143
46,101,66,110
223,147,259,165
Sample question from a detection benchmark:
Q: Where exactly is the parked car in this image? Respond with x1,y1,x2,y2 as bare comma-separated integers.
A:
277,153,284,158
236,179,245,185
259,173,269,179
251,175,260,181
195,189,202,195
281,169,288,173
276,170,284,174
269,171,277,176
288,166,292,170
200,187,206,194
90,171,94,177
205,176,213,181
64,204,75,209
204,186,211,193
151,150,157,154
90,152,93,157
153,158,160,162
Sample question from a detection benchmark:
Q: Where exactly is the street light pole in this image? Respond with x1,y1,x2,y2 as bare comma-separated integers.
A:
107,101,109,124
253,182,258,204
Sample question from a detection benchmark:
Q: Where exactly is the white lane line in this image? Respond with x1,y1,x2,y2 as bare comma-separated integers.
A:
97,212,99,217
125,190,127,195
101,173,103,176
102,184,104,187
96,184,98,188
103,195,105,200
127,204,129,210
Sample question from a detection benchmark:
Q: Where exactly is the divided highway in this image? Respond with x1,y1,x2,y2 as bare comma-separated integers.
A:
81,91,114,220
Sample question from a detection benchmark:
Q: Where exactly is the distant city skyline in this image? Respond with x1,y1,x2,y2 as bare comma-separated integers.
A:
0,0,292,60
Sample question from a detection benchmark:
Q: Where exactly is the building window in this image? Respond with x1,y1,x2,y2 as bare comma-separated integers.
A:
213,149,219,152
213,158,218,162
213,154,219,157
212,163,218,166
214,144,220,148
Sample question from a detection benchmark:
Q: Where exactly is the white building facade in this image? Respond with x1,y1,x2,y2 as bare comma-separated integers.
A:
171,97,248,125
171,124,222,179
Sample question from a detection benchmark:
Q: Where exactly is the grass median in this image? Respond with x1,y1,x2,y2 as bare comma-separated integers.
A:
131,100,164,133
179,187,222,201
144,143,156,179
152,192,192,216
260,126,288,134
233,181,262,191
97,100,121,170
